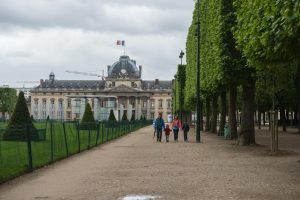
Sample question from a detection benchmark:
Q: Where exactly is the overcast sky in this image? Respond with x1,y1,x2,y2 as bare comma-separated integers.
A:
0,0,194,88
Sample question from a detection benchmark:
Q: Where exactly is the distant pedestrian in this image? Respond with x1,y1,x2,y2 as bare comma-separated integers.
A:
154,113,165,142
182,121,190,142
164,124,172,143
171,116,182,142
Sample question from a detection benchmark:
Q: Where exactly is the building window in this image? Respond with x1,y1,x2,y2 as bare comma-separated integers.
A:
151,112,155,119
67,99,71,108
167,100,171,108
67,111,71,119
112,82,115,87
159,99,163,108
58,100,63,109
151,100,155,108
42,100,47,110
92,99,94,108
34,99,38,106
143,101,147,108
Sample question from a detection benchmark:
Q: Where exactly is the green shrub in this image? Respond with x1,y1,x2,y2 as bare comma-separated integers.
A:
3,92,37,141
130,113,135,122
79,103,96,130
122,112,128,121
108,109,116,121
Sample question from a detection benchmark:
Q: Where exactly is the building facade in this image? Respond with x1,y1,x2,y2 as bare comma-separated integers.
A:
30,55,172,121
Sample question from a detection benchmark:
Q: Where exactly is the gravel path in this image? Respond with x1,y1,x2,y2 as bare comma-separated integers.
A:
0,125,299,200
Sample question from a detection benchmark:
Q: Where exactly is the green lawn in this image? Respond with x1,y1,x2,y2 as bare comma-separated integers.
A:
0,120,151,183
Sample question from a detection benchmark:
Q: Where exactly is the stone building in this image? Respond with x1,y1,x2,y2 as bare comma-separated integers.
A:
30,55,172,121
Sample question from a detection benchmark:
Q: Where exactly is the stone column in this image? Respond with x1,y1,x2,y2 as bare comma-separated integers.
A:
80,98,86,119
135,97,139,119
127,97,130,119
94,98,99,120
147,97,150,119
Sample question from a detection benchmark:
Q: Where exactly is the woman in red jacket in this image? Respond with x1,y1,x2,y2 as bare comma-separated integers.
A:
171,116,182,142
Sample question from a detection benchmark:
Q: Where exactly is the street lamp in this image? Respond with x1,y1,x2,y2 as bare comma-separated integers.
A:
179,50,185,65
178,50,185,123
196,0,201,143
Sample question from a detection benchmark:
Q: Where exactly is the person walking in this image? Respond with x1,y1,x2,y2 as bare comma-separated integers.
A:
154,113,165,142
171,116,182,142
164,124,172,143
182,121,190,142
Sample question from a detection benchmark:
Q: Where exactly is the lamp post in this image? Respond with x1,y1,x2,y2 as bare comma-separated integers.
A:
179,50,184,65
196,0,201,143
179,50,185,123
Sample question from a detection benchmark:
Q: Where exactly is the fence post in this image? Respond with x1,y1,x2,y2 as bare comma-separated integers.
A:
88,127,91,150
101,122,104,143
77,122,81,153
96,122,100,146
62,122,69,157
106,122,109,142
50,121,54,162
26,125,33,171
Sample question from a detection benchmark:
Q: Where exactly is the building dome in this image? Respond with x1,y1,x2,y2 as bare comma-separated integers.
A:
107,55,141,79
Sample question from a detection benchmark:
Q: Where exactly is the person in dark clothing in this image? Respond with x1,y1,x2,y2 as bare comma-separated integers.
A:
154,113,165,142
182,121,190,142
164,124,172,143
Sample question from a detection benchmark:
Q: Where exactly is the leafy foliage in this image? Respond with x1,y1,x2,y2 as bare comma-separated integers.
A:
130,113,135,122
80,103,96,130
121,112,128,121
0,88,17,117
3,92,36,140
108,109,116,121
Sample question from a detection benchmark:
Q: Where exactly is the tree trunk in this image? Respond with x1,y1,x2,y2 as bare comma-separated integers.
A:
200,101,204,131
210,95,218,133
263,112,266,126
294,108,298,127
238,77,256,145
228,86,237,139
218,91,226,136
258,111,261,129
205,98,211,131
298,101,300,133
294,59,300,133
268,112,271,131
280,107,287,132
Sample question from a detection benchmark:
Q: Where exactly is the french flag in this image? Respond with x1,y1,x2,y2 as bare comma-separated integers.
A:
117,40,125,46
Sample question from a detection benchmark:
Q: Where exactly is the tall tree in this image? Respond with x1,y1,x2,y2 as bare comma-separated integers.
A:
234,0,300,134
0,88,17,119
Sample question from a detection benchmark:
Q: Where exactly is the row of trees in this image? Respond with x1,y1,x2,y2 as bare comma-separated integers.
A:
176,0,300,145
0,88,17,120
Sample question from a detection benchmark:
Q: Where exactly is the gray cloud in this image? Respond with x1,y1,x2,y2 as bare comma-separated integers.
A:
0,0,194,87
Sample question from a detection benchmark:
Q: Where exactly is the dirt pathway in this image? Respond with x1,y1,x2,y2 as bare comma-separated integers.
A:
0,126,299,200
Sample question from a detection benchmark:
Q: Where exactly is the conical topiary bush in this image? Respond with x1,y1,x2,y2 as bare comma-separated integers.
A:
130,113,135,122
3,91,37,141
80,103,96,130
108,109,116,121
122,112,128,121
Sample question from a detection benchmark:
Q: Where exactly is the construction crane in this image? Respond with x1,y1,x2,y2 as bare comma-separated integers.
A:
16,81,40,88
66,70,105,80
16,81,40,84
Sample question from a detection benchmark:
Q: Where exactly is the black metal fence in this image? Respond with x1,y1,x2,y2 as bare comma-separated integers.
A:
0,120,152,183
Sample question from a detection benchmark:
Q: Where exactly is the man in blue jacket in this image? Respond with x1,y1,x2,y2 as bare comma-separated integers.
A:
154,113,165,142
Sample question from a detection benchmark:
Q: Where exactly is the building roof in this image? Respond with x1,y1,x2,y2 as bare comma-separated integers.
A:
35,80,105,90
142,80,172,90
107,55,141,79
